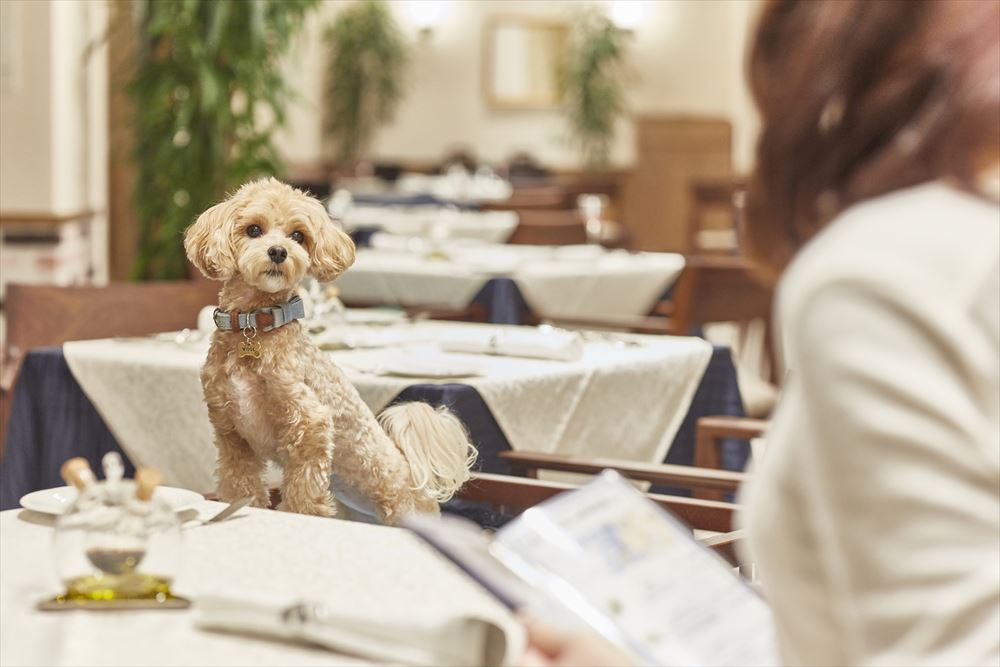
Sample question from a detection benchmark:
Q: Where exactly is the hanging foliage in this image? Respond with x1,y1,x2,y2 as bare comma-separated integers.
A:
127,0,317,280
323,0,409,166
557,10,629,169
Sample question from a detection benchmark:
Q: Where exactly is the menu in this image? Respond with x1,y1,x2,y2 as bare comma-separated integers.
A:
405,471,778,667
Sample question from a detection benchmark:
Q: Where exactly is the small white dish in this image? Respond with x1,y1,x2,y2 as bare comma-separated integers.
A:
20,485,204,516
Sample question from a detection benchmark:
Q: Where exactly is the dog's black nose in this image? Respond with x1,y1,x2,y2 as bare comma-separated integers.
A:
267,246,287,264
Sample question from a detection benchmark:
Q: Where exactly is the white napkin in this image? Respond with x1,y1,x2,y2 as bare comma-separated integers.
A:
437,326,584,362
195,597,523,667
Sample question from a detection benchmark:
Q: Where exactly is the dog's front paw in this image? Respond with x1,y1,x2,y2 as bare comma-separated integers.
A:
248,494,272,509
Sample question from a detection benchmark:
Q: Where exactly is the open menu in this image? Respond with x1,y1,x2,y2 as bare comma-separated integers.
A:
405,470,778,667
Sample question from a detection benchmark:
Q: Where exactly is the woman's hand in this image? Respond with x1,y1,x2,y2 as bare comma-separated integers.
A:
518,616,636,667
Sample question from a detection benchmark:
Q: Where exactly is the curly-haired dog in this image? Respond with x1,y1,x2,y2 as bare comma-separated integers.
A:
184,178,476,524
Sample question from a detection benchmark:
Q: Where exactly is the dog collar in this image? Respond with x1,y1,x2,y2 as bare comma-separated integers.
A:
213,295,305,333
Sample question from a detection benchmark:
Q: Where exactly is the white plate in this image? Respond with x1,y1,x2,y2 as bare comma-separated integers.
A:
19,485,204,516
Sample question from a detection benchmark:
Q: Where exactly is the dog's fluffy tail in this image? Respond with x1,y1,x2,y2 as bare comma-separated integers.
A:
377,402,477,504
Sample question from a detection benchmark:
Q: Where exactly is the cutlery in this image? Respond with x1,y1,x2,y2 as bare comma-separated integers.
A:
185,496,253,528
205,495,254,523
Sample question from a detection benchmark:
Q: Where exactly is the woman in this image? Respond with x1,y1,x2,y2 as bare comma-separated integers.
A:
522,1,1000,665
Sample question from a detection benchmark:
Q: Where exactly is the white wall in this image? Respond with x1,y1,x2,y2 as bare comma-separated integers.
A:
727,0,760,172
0,0,54,212
0,0,109,281
276,0,762,171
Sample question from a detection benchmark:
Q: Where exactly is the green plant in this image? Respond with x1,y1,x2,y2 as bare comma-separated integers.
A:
128,0,317,280
557,10,629,169
323,0,408,166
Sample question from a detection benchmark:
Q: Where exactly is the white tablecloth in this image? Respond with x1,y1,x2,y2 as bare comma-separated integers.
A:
343,208,518,244
0,504,513,666
395,172,513,202
62,321,712,493
333,245,686,321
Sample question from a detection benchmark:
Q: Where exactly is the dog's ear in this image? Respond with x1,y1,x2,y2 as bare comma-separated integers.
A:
184,199,238,281
306,199,355,283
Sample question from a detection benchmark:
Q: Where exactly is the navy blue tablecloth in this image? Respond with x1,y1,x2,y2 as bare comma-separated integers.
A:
0,346,747,510
350,193,481,209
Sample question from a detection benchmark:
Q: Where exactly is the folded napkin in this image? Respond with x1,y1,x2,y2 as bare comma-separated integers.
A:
195,597,523,667
437,327,584,362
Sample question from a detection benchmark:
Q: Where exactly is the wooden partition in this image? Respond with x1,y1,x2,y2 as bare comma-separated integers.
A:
623,116,733,253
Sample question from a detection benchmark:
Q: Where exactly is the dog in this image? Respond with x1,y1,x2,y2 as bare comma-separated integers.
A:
183,178,476,524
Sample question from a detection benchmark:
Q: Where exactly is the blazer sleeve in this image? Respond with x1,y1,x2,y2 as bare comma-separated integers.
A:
789,268,1000,666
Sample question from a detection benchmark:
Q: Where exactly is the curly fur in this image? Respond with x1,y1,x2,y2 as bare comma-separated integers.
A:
184,178,476,524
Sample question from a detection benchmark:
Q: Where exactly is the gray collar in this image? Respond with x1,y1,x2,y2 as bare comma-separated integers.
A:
213,295,305,333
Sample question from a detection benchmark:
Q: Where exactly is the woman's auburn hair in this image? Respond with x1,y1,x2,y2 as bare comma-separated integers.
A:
744,0,1000,280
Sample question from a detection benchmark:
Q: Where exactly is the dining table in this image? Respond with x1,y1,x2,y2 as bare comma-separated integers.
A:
333,243,686,325
0,501,517,666
0,317,749,511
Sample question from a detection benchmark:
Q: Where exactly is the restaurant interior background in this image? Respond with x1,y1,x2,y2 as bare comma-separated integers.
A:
0,0,764,442
0,0,759,280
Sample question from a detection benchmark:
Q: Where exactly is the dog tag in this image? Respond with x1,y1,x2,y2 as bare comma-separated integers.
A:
237,340,262,359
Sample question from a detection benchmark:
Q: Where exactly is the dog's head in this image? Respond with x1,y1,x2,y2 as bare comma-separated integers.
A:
184,178,355,292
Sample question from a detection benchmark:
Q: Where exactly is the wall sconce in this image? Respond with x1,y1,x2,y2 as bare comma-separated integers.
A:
610,0,647,33
406,0,446,38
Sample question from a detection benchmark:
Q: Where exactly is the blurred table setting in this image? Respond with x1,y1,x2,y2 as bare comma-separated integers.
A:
1,500,519,666
339,207,519,245
333,165,513,207
333,241,686,324
0,310,748,509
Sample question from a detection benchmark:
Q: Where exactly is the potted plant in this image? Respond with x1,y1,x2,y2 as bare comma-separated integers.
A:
323,0,409,168
557,9,629,169
127,0,317,280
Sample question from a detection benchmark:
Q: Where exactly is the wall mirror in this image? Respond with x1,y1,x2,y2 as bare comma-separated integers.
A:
483,16,568,110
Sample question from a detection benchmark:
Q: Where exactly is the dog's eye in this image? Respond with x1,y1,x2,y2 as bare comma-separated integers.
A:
290,230,305,244
246,224,262,238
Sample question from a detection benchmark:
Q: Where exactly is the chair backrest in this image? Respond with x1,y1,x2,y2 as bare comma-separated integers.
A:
687,176,747,255
458,472,738,534
500,450,747,494
667,255,773,335
0,280,220,456
507,209,587,246
483,185,570,212
4,281,219,356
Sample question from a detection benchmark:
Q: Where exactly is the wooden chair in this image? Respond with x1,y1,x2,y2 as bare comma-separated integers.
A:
507,210,588,246
694,417,768,471
693,416,769,502
0,281,220,456
456,462,743,567
483,185,570,212
688,176,747,255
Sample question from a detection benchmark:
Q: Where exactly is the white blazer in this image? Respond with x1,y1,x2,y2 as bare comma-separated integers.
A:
743,183,1000,666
